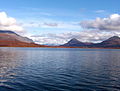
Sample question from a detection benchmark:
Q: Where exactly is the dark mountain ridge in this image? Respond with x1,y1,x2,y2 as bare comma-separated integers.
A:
62,36,120,48
63,38,93,47
92,36,120,48
0,30,17,34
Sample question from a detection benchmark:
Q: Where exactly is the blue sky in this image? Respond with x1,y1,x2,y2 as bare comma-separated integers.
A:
0,0,120,44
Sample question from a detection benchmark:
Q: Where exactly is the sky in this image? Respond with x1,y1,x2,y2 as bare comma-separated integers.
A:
0,0,120,45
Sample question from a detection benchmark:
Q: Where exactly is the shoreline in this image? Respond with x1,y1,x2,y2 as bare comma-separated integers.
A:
0,46,120,49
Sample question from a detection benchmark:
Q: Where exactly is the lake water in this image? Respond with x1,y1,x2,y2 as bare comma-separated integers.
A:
0,47,120,91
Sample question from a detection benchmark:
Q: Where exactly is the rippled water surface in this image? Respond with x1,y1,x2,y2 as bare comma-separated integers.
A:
0,47,120,91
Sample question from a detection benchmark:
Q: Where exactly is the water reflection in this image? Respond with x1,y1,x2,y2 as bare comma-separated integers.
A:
0,48,120,91
0,48,23,86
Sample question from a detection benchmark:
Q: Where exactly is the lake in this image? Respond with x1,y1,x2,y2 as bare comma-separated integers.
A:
0,47,120,91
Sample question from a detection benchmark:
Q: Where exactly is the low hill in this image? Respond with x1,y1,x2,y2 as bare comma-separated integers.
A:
0,30,47,47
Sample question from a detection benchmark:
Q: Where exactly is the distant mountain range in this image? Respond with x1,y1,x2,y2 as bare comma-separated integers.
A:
61,36,120,48
0,30,120,48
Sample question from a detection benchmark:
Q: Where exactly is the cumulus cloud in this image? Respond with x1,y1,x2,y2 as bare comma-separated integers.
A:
0,12,24,33
80,14,120,31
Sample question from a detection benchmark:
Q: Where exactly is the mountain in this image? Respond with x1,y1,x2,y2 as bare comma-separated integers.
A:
0,30,46,47
0,30,120,48
0,30,33,43
61,36,120,48
62,38,93,47
92,36,120,48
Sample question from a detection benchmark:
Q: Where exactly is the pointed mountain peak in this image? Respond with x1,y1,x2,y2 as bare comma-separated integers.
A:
108,36,120,40
62,38,89,47
68,38,80,43
71,38,78,40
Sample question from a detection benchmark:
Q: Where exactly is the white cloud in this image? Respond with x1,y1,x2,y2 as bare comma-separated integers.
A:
80,14,120,31
22,21,81,30
39,12,53,16
0,12,24,33
95,10,105,13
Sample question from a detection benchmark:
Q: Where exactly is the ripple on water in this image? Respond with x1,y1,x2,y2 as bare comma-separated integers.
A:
0,48,120,91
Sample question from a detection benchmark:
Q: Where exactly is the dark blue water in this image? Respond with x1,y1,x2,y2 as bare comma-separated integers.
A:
0,47,120,91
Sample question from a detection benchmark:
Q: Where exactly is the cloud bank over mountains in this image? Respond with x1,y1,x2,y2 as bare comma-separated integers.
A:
31,30,119,45
31,14,120,44
0,11,120,45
